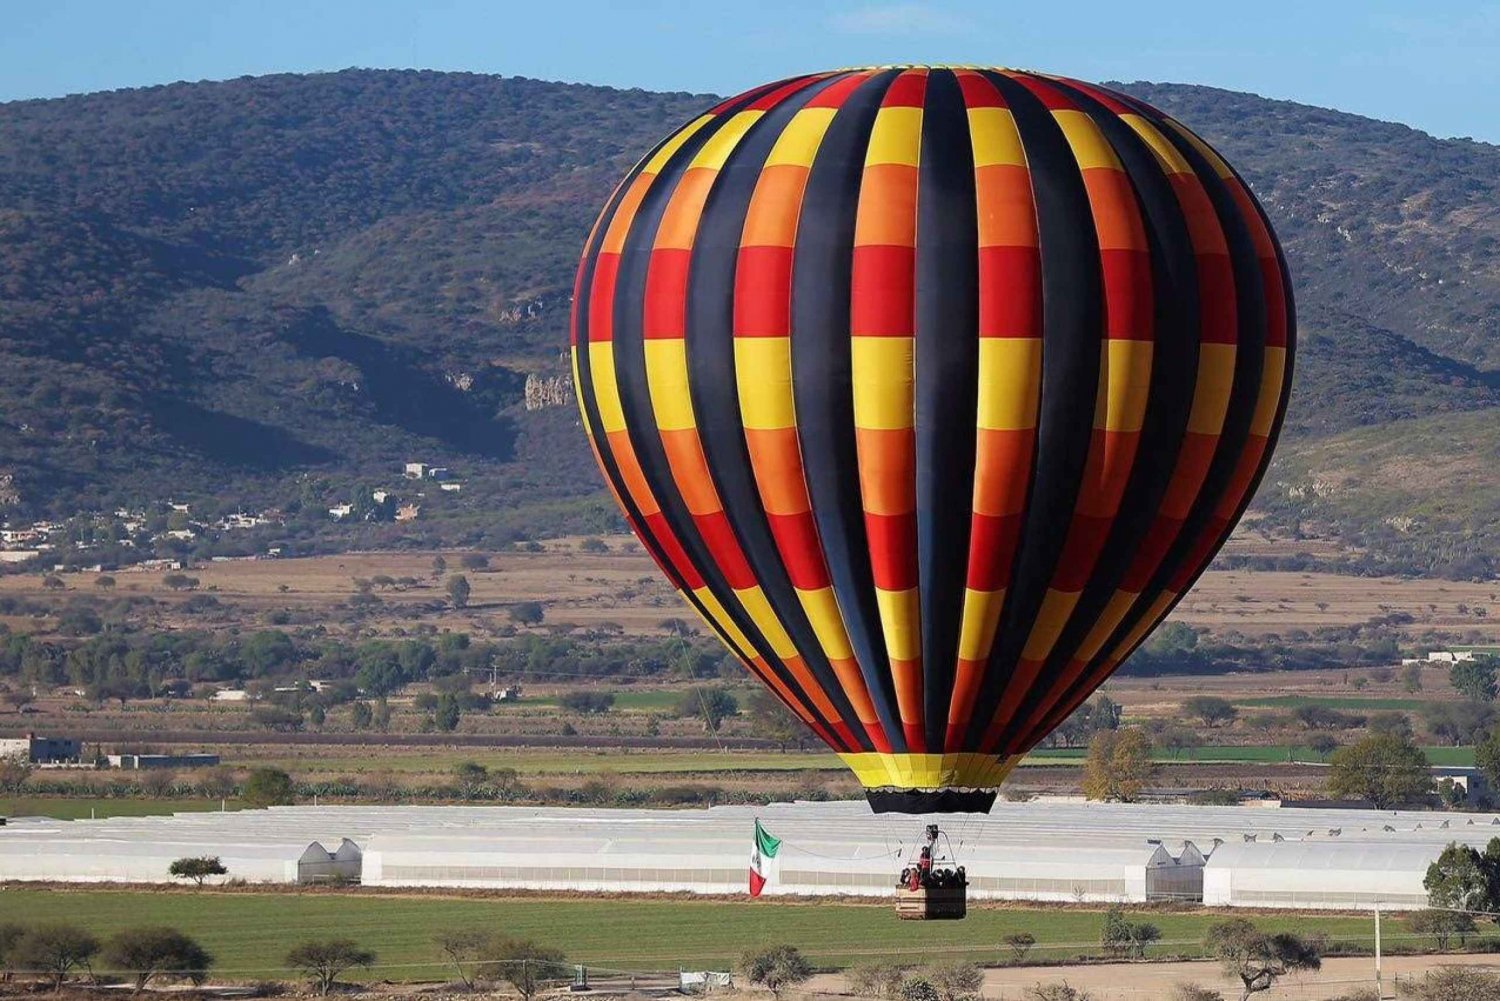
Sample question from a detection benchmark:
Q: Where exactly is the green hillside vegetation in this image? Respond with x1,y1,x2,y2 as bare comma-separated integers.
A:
1261,410,1500,578
1,72,1497,574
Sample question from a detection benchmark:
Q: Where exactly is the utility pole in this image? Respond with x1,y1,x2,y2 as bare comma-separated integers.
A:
1374,902,1383,999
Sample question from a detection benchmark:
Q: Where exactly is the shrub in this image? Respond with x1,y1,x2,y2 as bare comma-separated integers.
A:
846,962,907,999
742,945,813,998
1003,931,1037,962
242,767,295,807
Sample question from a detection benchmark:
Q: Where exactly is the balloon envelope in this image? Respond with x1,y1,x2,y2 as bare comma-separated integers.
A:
571,67,1293,813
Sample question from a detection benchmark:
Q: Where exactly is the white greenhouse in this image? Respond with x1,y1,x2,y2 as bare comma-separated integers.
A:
2,798,1496,909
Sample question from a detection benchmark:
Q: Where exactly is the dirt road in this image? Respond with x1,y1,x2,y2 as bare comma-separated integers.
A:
809,952,1500,999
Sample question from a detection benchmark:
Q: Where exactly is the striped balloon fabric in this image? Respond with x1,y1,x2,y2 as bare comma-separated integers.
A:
571,66,1293,813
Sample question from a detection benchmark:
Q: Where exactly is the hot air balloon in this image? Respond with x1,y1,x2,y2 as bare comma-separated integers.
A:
570,66,1293,814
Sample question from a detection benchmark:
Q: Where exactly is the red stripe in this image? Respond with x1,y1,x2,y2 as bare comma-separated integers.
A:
734,246,794,337
587,254,620,342
806,72,871,109
865,511,917,591
881,69,927,107
965,513,1024,591
956,70,1005,107
978,247,1042,336
1099,248,1153,339
766,511,832,590
643,249,690,339
850,245,915,335
694,510,756,590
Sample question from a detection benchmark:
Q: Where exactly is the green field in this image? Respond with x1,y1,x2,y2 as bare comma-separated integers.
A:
0,888,1389,977
0,798,246,820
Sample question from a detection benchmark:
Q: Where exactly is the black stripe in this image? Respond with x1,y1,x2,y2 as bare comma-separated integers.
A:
1026,101,1271,741
792,69,909,753
606,78,855,747
913,69,980,749
962,70,1103,752
1006,78,1201,751
683,73,877,751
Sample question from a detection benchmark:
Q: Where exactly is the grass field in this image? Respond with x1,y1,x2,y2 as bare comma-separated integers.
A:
0,888,1388,976
1238,695,1439,711
0,798,246,820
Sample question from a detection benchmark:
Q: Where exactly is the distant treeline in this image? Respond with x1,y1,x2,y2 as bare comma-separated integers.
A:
0,625,731,699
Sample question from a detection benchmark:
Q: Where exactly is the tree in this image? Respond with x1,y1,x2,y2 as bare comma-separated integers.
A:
558,691,615,714
1205,918,1320,1001
1081,728,1156,802
1003,932,1037,962
447,575,471,609
1100,907,1160,959
1307,734,1338,759
923,961,984,1001
41,575,66,590
431,555,448,576
742,945,812,999
11,924,101,990
1403,663,1424,694
453,761,490,800
434,929,492,991
162,573,199,591
461,554,490,570
677,687,740,732
1453,660,1499,703
168,856,227,887
242,766,294,807
1407,909,1478,950
433,694,462,732
1,922,28,982
1424,841,1497,912
748,689,810,751
1476,726,1500,795
350,701,374,729
95,575,116,589
1326,733,1432,808
509,601,545,626
1182,696,1238,728
285,939,375,995
104,927,212,991
0,760,32,795
488,938,568,1001
197,766,236,799
579,537,610,554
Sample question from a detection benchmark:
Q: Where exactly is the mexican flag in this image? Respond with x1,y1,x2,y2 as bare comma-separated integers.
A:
749,818,780,897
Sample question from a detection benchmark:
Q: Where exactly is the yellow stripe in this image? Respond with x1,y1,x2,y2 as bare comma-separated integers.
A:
734,337,795,429
837,752,1020,790
1097,339,1153,433
967,107,1025,167
1251,346,1287,436
1165,120,1233,178
976,338,1041,430
735,585,797,659
765,108,837,167
864,106,922,167
799,586,854,661
875,587,921,661
1186,343,1236,435
851,336,915,430
1053,110,1121,171
587,342,626,433
688,110,763,171
1020,588,1081,662
643,340,696,432
956,587,1006,661
1120,113,1192,174
1074,590,1139,664
570,349,594,438
643,115,714,175
693,586,753,654
1106,590,1176,664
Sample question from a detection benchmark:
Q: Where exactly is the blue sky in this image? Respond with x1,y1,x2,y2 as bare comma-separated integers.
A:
5,1,1499,143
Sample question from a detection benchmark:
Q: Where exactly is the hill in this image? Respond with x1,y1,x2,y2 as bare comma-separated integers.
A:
0,70,1496,574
